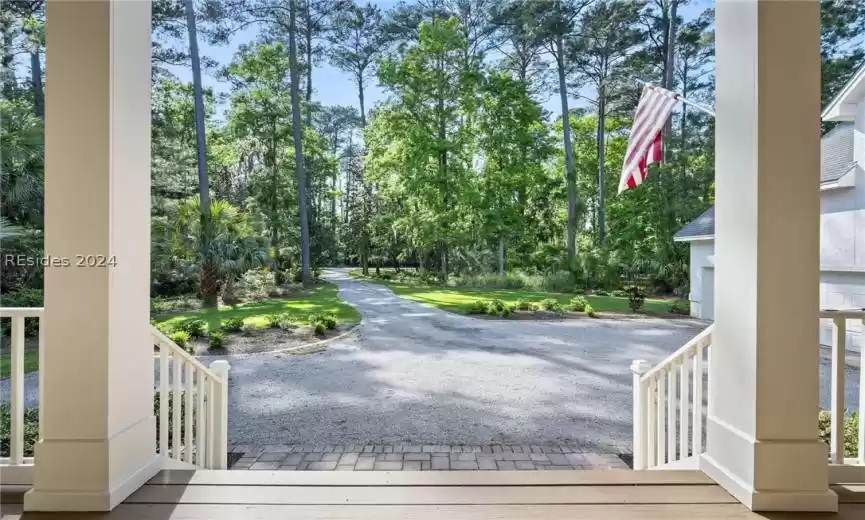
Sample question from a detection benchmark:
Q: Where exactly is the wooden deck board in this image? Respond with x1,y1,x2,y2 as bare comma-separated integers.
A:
148,469,716,487
4,504,865,520
127,482,738,505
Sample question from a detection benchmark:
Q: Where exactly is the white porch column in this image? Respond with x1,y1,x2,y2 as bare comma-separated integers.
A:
25,0,157,512
701,0,835,512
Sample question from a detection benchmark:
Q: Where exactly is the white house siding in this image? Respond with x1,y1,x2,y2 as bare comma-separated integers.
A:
688,240,714,319
818,166,865,352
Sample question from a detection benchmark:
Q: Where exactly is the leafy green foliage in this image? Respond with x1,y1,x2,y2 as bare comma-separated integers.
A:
0,405,38,457
568,296,589,312
668,301,690,315
818,410,860,457
170,331,192,351
221,317,245,333
515,299,533,311
178,319,207,338
209,331,225,349
584,303,596,318
485,299,512,318
625,285,646,313
468,300,489,314
537,298,563,313
265,314,282,328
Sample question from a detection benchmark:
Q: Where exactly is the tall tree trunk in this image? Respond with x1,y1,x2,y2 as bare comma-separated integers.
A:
304,0,313,127
30,50,43,119
289,0,312,286
331,168,338,265
596,82,606,244
498,234,505,276
185,0,216,307
556,37,578,265
661,0,679,162
357,74,367,127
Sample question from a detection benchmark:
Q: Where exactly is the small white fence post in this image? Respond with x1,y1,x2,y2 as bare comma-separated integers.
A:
631,360,651,470
209,360,231,469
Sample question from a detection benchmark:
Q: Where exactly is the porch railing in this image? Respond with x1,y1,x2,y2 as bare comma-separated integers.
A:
0,307,44,485
631,324,712,470
820,310,865,483
633,312,865,482
151,326,230,469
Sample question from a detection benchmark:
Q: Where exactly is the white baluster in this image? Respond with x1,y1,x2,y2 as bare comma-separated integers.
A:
630,360,651,470
667,363,677,461
209,360,231,469
184,362,194,464
679,351,691,459
196,373,207,467
10,315,25,465
172,355,182,460
860,319,865,466
657,371,667,464
206,375,216,468
646,378,656,467
159,343,169,457
693,344,704,456
831,317,846,464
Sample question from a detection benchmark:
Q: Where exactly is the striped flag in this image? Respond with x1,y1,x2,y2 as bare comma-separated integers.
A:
618,85,681,193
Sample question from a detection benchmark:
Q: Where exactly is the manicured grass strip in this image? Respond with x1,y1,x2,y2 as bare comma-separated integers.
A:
355,276,681,315
0,348,39,379
153,282,360,332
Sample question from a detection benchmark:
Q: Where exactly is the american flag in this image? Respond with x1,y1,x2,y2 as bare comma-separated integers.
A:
618,85,681,193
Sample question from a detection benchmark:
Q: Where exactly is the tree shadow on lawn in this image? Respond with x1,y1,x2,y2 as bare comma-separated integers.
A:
154,284,360,331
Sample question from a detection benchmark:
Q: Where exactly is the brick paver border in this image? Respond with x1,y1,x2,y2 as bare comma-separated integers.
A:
229,444,630,471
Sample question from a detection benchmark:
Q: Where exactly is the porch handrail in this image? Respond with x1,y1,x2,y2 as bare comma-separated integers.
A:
151,326,230,469
0,307,44,483
631,324,713,470
818,310,865,471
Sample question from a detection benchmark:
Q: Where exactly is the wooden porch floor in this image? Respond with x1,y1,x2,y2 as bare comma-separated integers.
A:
2,470,863,519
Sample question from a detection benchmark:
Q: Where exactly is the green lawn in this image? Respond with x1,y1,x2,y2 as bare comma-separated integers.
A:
352,273,682,315
153,282,360,332
0,348,39,378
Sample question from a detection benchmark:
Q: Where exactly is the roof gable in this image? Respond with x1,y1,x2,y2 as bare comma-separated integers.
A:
822,63,865,121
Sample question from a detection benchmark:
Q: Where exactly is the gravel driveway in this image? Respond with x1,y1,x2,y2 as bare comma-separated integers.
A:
222,269,705,453
6,270,856,454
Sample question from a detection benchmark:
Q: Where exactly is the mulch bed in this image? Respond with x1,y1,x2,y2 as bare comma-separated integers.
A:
473,310,691,321
192,324,355,356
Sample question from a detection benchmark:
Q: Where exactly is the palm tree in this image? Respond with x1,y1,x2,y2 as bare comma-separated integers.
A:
155,197,267,307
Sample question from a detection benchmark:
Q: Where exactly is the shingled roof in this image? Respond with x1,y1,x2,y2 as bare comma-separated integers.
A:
674,123,857,241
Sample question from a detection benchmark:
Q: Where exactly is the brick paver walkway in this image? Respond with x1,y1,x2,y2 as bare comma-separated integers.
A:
229,444,630,471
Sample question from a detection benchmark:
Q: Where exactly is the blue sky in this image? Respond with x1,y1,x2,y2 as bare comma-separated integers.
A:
168,0,713,122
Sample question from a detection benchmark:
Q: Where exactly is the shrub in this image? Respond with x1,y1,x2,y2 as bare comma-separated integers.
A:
611,289,627,298
277,313,296,331
484,299,512,318
0,288,43,337
668,301,690,315
818,411,859,457
221,317,244,333
170,331,192,352
625,285,646,312
265,314,281,328
584,303,597,318
467,299,489,314
541,270,575,293
313,322,327,336
573,288,586,295
594,290,610,296
155,321,175,335
537,298,563,312
179,319,207,338
515,299,533,311
323,313,337,330
209,331,225,349
0,404,38,458
568,296,589,312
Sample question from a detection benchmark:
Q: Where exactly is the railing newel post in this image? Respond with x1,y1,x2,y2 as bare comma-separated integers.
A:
631,359,652,470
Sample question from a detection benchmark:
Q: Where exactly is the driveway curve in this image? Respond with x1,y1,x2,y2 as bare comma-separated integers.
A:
223,269,706,453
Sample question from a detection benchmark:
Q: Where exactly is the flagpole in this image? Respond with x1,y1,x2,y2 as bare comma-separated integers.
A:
634,78,716,117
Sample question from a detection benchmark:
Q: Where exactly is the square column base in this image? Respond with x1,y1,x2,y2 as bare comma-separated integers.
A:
700,416,837,512
23,416,160,512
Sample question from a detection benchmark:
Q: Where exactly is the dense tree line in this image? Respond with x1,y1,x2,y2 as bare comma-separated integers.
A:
1,1,864,307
